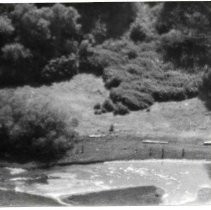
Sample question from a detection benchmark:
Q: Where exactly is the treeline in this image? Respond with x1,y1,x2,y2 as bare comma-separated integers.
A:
0,2,138,161
0,2,211,112
0,3,81,86
91,2,211,114
0,3,136,86
1,2,211,162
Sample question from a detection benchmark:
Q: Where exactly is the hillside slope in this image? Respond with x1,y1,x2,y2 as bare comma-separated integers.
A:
12,73,211,143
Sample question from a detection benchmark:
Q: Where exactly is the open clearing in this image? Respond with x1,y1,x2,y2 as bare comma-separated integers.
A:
17,73,211,143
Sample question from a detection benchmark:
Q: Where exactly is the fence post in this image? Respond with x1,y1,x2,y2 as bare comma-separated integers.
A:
161,148,164,159
182,148,185,158
149,147,152,157
81,145,84,154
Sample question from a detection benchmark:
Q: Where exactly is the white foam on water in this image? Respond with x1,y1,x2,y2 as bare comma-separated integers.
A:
179,171,190,175
5,167,26,175
3,159,211,206
10,177,29,181
199,184,211,188
104,159,211,165
0,187,8,191
154,173,177,181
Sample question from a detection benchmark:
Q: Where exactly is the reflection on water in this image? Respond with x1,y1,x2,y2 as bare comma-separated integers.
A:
63,185,164,206
1,160,211,205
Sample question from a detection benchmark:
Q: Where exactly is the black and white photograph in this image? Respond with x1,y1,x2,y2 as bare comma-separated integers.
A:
0,0,211,206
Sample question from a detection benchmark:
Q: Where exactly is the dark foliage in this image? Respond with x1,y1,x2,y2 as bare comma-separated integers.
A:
199,68,211,109
41,54,78,83
114,102,129,115
94,39,201,114
110,88,154,111
79,45,126,76
0,3,81,86
156,2,211,68
130,24,147,42
0,43,32,85
71,2,137,42
159,30,210,68
0,2,208,116
0,89,78,162
102,99,115,112
0,16,14,48
94,103,101,110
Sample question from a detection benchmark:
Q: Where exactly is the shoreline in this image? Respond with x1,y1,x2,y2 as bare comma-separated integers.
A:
55,135,211,167
62,185,164,206
0,134,211,169
0,189,62,207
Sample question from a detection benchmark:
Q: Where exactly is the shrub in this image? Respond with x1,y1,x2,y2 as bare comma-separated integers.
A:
41,54,78,83
104,76,122,89
114,102,129,115
2,43,32,62
0,43,32,85
91,18,107,44
0,16,14,34
73,2,137,41
94,109,102,115
129,2,157,43
70,118,79,128
0,15,14,47
159,30,204,67
149,70,201,101
110,87,154,110
79,46,126,76
127,49,138,59
102,99,115,112
130,23,147,42
109,124,114,132
94,103,101,110
152,86,186,101
123,91,154,110
0,89,78,162
103,65,133,89
12,4,81,56
126,64,144,76
97,38,201,114
156,2,211,68
199,68,211,109
101,39,139,59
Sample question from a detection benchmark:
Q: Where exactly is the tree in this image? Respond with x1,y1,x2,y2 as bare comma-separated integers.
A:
0,16,14,48
0,90,78,161
0,3,82,85
71,2,137,42
0,43,32,85
12,4,81,57
157,2,211,67
200,68,211,109
41,54,78,82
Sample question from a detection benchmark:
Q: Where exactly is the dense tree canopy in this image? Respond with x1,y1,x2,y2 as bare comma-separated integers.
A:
0,3,81,86
157,2,211,67
0,2,211,112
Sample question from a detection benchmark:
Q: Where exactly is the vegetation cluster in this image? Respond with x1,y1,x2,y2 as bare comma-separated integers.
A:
0,88,77,161
1,2,211,160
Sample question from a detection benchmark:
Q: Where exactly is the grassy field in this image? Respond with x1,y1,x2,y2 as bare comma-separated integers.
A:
37,74,211,141
1,73,211,166
4,73,211,140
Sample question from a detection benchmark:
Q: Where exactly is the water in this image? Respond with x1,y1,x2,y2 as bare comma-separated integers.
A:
1,160,211,205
